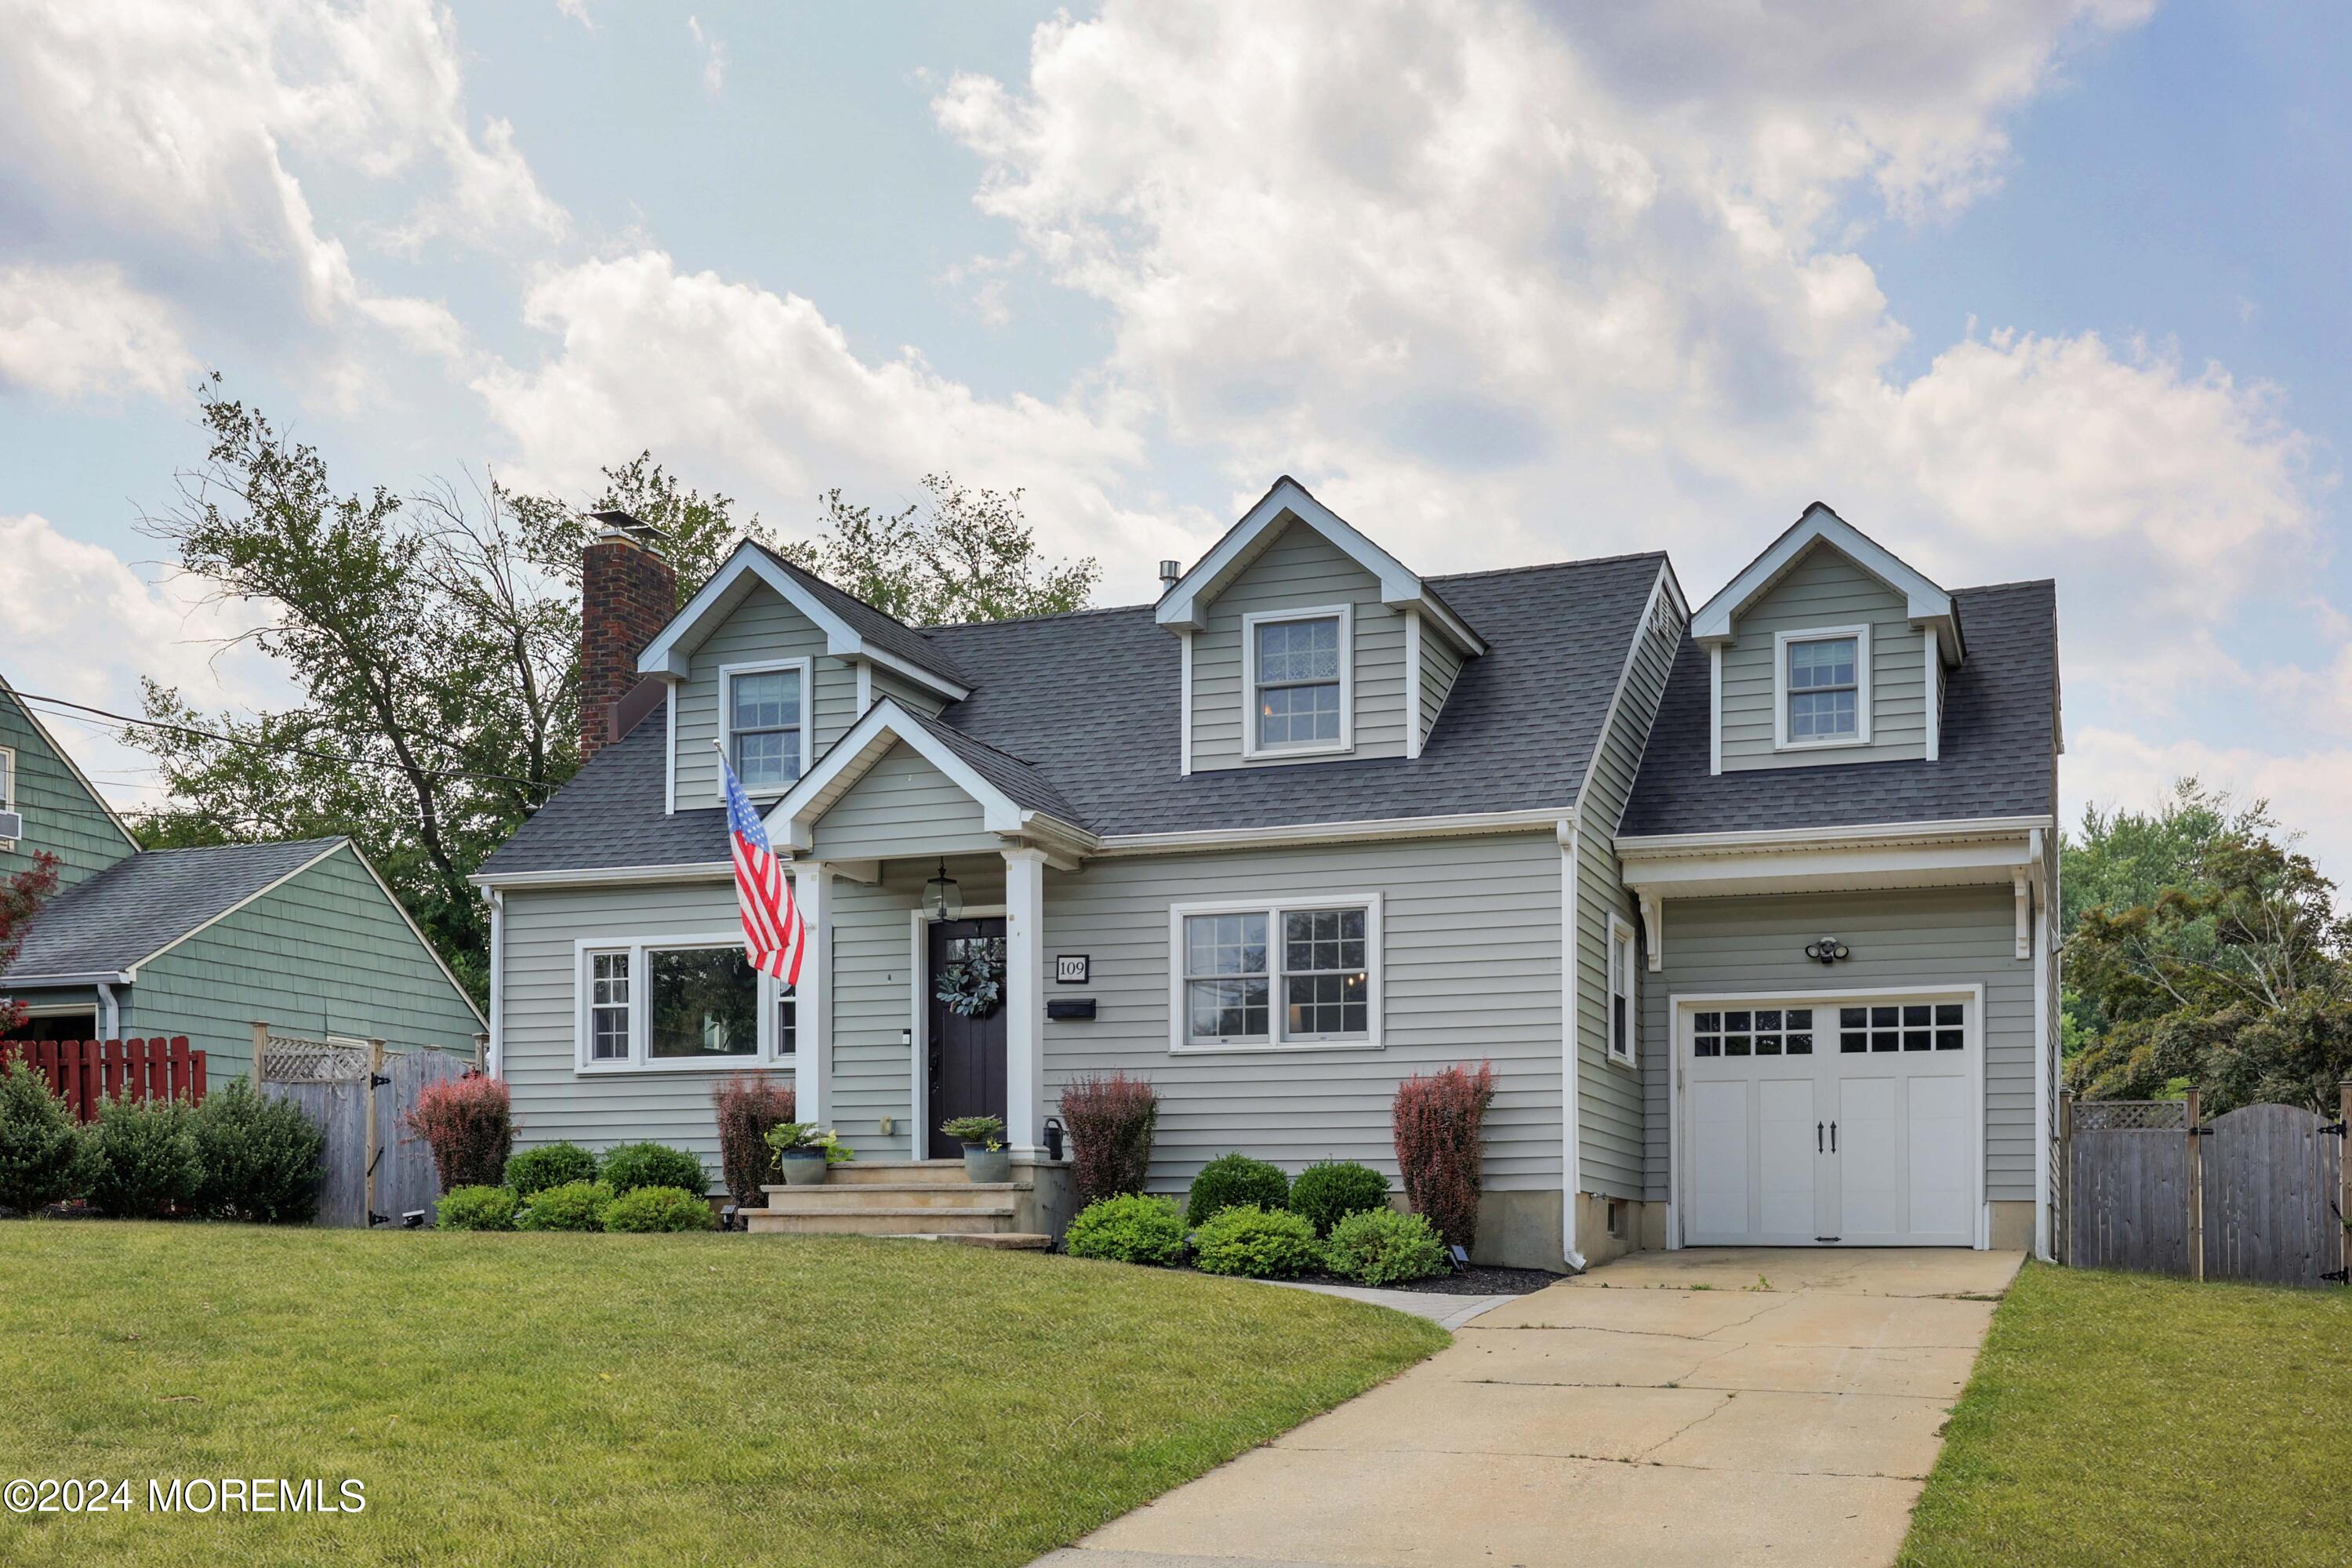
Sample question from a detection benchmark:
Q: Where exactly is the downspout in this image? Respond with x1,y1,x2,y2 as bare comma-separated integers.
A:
95,982,120,1042
1559,819,1587,1272
485,887,505,1079
2031,826,2053,1261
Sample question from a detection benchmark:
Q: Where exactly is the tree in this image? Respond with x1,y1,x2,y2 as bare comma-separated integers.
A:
2063,783,2352,1115
782,474,1098,624
0,851,61,1036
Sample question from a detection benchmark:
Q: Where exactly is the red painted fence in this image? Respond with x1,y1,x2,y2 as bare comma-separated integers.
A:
0,1038,207,1123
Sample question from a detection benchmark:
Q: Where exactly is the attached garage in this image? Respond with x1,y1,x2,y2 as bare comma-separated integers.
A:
1676,989,1982,1247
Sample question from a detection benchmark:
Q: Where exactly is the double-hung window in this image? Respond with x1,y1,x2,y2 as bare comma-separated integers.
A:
724,661,807,793
1245,608,1350,756
1174,895,1381,1049
1776,626,1870,748
578,932,794,1072
1606,916,1637,1065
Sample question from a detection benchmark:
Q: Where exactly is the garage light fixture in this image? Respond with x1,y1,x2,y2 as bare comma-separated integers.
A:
1803,936,1850,966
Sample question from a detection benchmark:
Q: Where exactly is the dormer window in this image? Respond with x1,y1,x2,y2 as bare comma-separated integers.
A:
1775,626,1871,750
723,659,810,793
1244,606,1352,757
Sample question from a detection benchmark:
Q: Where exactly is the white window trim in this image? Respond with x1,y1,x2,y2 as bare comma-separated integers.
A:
1240,604,1354,760
717,657,813,800
572,931,792,1074
1773,623,1872,752
1167,892,1384,1053
0,743,15,848
1606,913,1637,1069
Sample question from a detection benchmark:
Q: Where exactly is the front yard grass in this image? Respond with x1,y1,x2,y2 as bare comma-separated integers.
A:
1901,1261,2352,1567
0,1223,1445,1567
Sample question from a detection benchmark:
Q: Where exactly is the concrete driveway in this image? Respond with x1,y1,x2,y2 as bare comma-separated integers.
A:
1035,1247,2022,1568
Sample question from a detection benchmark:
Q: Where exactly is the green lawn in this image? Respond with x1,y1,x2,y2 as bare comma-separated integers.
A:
1901,1261,2352,1567
0,1224,1444,1567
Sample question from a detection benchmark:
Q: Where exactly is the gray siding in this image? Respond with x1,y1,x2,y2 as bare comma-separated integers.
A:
670,584,860,808
808,744,1000,862
1417,623,1465,748
870,666,946,718
1575,574,1679,1199
1189,520,1410,771
499,878,760,1169
1719,544,1930,771
1036,832,1564,1192
129,844,484,1076
1638,885,2038,1207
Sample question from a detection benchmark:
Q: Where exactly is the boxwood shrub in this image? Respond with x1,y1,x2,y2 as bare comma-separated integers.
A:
598,1142,706,1197
1183,1152,1289,1227
436,1185,520,1231
1064,1193,1186,1265
506,1142,600,1199
1323,1207,1448,1286
1288,1160,1391,1236
82,1094,201,1219
602,1185,717,1232
515,1179,612,1232
1189,1204,1320,1279
0,1061,86,1215
188,1079,324,1223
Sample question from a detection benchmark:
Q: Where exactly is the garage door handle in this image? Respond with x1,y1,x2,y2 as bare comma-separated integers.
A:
1817,1121,1824,1152
1830,1121,1838,1152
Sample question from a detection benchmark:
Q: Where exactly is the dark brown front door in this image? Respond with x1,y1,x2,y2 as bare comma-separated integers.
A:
927,917,1008,1160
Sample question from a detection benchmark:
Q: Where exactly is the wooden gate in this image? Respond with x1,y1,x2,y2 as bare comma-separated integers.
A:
257,1029,478,1228
2063,1085,2350,1288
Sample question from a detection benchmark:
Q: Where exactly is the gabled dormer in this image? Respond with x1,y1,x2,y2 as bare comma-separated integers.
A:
1690,504,1963,775
627,539,971,814
1156,477,1484,775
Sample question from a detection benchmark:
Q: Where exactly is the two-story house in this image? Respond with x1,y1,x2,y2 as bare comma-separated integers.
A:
475,481,2060,1268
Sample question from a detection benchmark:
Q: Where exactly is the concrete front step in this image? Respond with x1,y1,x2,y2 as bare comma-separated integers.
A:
912,1232,1052,1250
761,1184,1022,1214
744,1205,1017,1237
804,1160,981,1187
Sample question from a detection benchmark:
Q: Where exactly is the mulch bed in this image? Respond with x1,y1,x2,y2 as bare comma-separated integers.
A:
1172,1261,1563,1296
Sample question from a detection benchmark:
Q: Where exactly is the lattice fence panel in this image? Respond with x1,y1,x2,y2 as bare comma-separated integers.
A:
260,1034,372,1083
2071,1099,2189,1132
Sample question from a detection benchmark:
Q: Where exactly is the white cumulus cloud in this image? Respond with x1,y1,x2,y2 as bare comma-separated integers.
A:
0,263,198,403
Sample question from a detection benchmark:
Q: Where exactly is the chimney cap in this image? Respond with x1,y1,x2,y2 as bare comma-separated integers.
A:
590,509,668,548
1157,558,1182,586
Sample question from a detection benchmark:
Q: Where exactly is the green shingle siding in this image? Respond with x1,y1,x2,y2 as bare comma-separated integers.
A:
0,688,137,892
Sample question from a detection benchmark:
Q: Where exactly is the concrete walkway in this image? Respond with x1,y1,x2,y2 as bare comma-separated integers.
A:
1034,1247,2023,1568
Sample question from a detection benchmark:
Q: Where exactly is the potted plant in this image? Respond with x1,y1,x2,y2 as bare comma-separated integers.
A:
941,1115,1011,1183
765,1122,855,1186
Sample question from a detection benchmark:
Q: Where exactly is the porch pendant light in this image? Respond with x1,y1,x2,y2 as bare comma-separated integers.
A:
926,858,963,922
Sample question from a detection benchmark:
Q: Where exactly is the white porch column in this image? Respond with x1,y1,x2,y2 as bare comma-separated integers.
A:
798,862,831,1125
1002,846,1047,1156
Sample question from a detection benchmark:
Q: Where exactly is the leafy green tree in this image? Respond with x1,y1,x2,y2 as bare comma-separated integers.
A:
783,473,1098,624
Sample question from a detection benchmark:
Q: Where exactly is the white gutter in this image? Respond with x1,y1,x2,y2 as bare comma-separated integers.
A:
471,861,734,890
4,970,135,987
1616,814,2055,855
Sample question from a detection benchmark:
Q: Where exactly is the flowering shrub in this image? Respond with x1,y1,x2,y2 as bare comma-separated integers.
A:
712,1074,797,1204
405,1073,513,1190
1059,1073,1159,1205
1064,1193,1186,1265
1392,1060,1495,1253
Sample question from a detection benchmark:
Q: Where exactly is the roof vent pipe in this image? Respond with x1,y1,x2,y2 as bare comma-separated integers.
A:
1157,559,1181,590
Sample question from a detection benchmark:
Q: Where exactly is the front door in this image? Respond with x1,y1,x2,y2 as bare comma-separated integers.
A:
1681,996,1976,1247
927,917,1008,1160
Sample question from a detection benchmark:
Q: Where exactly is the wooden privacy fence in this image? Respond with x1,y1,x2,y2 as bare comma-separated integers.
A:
253,1025,481,1229
2063,1083,2350,1288
0,1037,206,1121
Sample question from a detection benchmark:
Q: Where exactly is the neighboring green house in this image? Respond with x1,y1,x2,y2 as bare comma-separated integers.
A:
0,674,485,1073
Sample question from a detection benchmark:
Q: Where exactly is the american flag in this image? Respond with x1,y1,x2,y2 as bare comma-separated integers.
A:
719,749,806,986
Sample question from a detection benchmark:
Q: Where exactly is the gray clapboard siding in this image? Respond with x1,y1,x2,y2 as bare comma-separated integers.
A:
808,744,1000,862
499,878,768,1171
1575,574,1679,1199
870,666,946,718
125,844,484,1077
1036,832,1564,1193
671,584,860,807
1638,886,2038,1204
1189,520,1410,770
1719,544,1931,771
1419,628,1465,746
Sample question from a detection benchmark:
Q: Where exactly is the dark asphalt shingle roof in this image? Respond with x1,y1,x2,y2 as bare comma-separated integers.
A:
479,551,1669,874
5,839,346,980
1617,580,2058,837
753,543,975,690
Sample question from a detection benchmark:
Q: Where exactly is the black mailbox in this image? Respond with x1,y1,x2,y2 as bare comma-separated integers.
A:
1045,997,1097,1022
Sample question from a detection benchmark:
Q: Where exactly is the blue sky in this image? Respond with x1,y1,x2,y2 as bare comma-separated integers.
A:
2,1,2347,869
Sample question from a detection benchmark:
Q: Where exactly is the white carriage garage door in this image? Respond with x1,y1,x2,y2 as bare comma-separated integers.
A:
1679,993,1980,1247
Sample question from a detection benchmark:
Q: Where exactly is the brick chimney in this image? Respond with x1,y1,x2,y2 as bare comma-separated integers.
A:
579,510,676,763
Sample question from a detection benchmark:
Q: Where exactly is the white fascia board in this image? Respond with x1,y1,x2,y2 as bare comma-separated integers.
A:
470,862,734,890
634,544,966,700
1614,814,2053,855
1156,477,1486,654
1690,504,1960,661
1092,805,1570,857
763,698,1031,849
1620,837,2037,898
